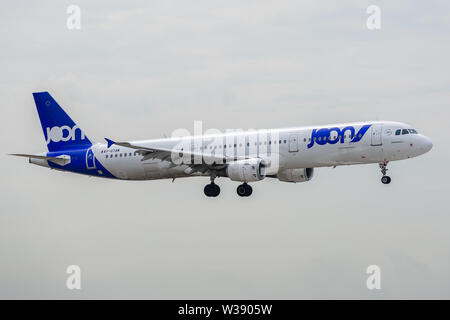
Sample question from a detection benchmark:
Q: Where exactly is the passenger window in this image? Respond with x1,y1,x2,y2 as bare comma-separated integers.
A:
402,129,409,135
105,155,108,158
395,129,401,135
115,154,118,158
283,140,287,144
129,153,132,156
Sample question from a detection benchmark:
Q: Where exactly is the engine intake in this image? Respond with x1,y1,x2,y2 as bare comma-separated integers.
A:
226,159,266,182
277,168,314,183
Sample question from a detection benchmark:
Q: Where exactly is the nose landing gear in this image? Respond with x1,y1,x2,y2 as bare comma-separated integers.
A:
381,176,391,184
237,183,252,197
379,160,391,184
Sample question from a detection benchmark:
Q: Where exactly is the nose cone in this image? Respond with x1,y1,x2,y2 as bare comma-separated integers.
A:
421,135,433,154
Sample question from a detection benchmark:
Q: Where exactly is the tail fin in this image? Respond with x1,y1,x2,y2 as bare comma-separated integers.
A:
32,92,92,152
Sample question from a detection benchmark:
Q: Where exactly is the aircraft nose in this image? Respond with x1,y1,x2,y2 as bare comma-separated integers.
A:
421,135,433,153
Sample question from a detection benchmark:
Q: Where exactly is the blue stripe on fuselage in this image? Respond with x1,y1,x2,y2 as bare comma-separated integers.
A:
47,148,116,179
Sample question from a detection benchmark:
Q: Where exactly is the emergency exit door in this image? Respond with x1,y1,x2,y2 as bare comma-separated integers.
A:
370,125,382,146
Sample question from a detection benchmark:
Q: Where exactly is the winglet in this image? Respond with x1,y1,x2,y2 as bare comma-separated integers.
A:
105,138,115,148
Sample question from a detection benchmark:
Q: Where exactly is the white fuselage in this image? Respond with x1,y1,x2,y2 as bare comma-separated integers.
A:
88,121,432,181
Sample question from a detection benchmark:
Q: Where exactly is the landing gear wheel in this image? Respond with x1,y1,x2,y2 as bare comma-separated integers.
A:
244,184,252,196
381,176,391,184
237,183,252,197
379,160,391,185
204,183,220,197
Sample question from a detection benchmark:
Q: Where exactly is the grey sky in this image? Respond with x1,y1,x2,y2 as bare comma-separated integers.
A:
0,0,449,299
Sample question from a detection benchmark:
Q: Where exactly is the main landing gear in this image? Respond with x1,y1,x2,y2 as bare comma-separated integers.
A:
379,160,391,184
204,182,220,197
236,183,252,197
203,176,253,197
204,176,220,197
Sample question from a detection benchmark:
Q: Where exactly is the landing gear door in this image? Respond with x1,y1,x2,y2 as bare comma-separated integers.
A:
371,124,382,146
289,134,298,152
86,148,96,169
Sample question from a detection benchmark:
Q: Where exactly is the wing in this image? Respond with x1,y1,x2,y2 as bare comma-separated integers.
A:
104,138,247,174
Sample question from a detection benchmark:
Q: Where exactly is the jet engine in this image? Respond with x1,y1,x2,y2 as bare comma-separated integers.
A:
277,168,314,183
226,159,266,182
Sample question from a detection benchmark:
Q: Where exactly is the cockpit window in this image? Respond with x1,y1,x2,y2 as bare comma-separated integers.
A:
395,129,401,135
408,129,418,134
402,129,409,135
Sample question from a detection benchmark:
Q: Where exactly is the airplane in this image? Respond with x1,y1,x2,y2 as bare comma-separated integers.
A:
11,92,433,197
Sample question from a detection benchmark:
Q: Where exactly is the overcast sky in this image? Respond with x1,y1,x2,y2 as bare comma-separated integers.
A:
1,0,449,299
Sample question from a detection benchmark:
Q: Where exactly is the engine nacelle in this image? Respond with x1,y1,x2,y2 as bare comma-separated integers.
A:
277,168,314,183
226,159,266,182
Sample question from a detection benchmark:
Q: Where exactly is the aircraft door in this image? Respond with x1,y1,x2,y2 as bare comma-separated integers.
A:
289,134,299,152
86,148,96,169
371,124,382,146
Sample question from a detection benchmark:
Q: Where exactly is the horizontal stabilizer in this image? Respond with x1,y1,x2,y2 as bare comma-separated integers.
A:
10,153,71,166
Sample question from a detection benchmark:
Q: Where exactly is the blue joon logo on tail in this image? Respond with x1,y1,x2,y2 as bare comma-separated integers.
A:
33,92,92,152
